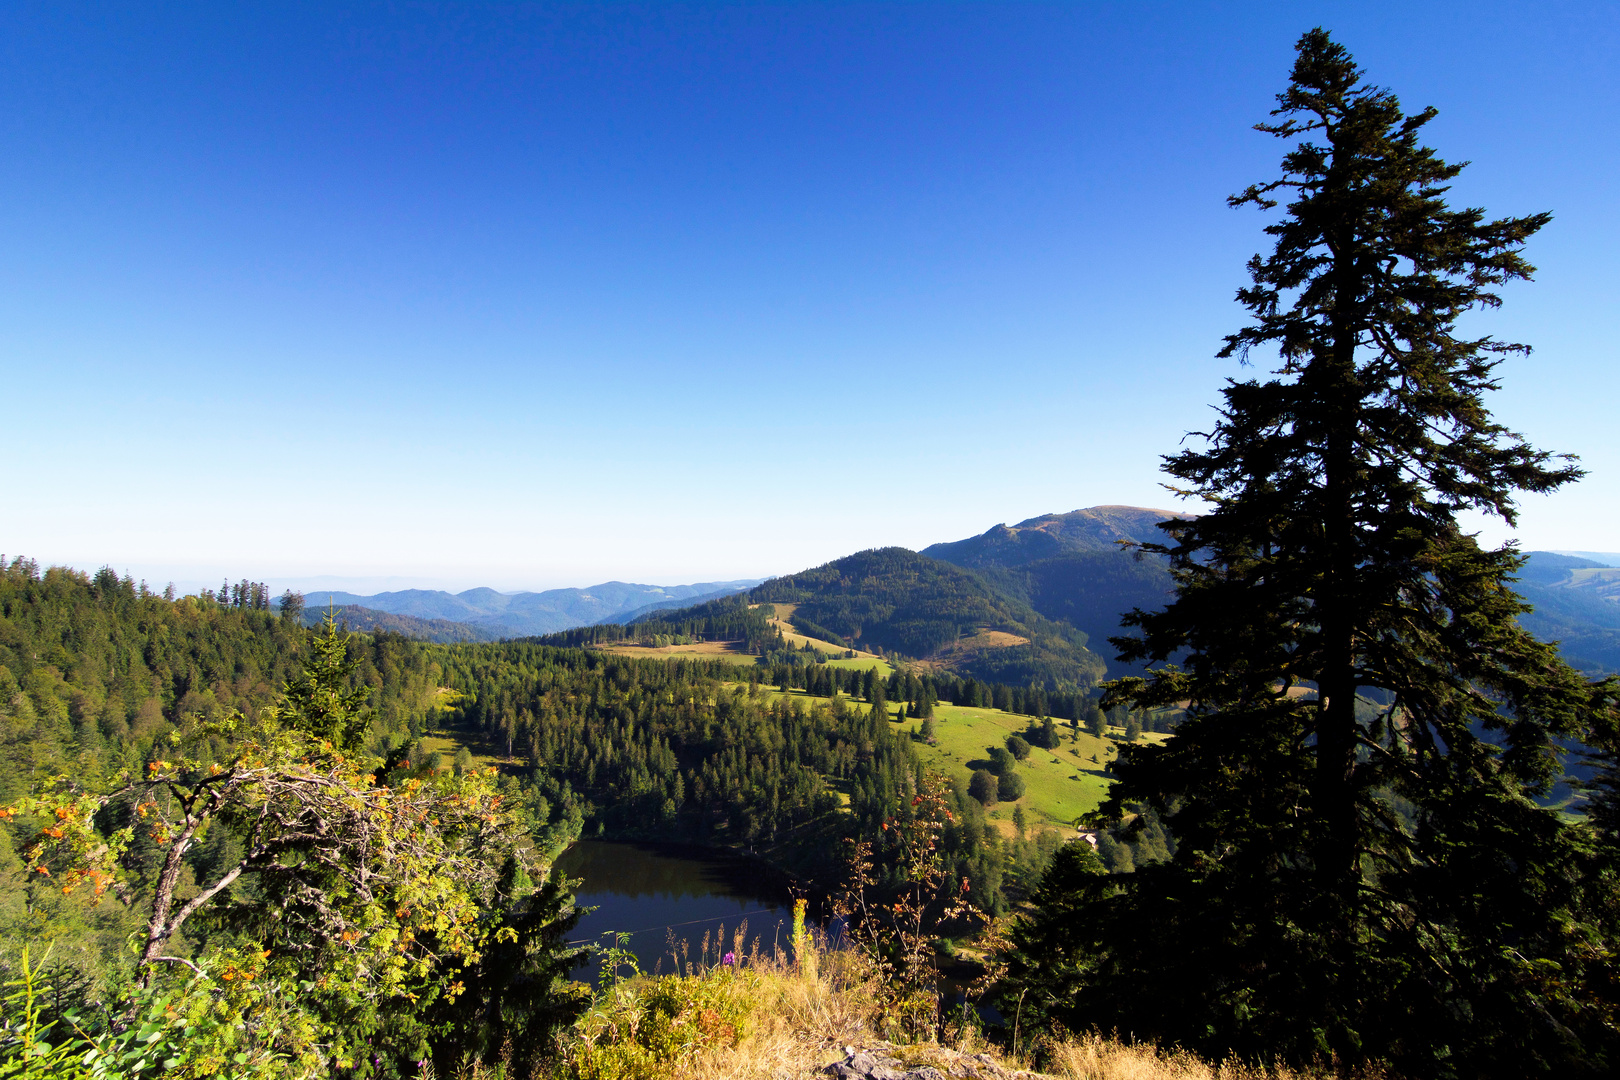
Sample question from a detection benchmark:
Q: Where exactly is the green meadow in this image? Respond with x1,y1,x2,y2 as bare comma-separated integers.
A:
758,685,1158,832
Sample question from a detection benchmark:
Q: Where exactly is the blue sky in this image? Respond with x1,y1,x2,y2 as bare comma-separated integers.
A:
3,2,1616,592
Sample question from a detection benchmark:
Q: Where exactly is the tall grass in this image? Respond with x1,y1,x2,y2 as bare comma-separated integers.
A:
428,930,1385,1080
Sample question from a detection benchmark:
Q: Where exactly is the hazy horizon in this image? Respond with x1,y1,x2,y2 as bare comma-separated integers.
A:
5,3,1615,581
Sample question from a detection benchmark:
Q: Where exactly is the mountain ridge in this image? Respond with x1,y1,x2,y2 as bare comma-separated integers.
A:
295,578,761,638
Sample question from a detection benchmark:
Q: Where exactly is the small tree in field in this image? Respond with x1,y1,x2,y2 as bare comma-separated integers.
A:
1009,29,1620,1076
968,769,998,807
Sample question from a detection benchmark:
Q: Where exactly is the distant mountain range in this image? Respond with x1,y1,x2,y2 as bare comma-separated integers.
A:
297,579,761,639
288,507,1620,680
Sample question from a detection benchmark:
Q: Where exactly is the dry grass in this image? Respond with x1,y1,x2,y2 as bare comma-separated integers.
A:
667,944,880,1080
590,640,759,663
1041,1034,1376,1080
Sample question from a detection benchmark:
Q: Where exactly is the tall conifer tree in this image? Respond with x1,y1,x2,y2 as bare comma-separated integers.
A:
1010,30,1618,1075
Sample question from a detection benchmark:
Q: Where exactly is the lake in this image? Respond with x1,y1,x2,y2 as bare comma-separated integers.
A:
551,839,796,984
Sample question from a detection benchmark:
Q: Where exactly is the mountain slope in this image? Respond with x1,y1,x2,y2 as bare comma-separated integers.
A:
750,547,1105,690
921,505,1185,567
1514,552,1620,674
923,506,1185,675
304,605,500,643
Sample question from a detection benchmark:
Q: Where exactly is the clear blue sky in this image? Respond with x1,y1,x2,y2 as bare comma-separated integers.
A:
3,2,1615,592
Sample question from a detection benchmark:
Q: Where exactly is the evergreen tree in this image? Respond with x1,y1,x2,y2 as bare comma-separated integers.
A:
1020,29,1616,1075
1122,712,1142,744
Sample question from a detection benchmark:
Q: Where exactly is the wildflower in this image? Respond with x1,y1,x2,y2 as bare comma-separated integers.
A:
722,951,736,967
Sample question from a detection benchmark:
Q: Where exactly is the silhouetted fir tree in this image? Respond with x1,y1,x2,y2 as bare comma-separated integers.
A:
1013,29,1618,1077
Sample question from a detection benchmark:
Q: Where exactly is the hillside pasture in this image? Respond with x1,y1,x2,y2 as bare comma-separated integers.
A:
753,601,887,660
757,684,1137,830
588,639,762,664
906,702,1118,829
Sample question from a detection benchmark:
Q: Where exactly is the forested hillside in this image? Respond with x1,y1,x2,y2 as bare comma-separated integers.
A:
303,604,501,642
749,548,1105,690
921,505,1183,567
1514,552,1620,673
923,507,1179,676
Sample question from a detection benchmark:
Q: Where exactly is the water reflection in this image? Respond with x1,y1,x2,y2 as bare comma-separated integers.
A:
552,840,793,983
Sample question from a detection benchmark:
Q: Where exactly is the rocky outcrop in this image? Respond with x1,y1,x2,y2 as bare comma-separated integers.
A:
823,1045,1047,1080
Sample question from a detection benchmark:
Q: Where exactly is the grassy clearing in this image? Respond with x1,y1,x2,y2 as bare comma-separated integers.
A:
591,640,763,665
752,688,1145,831
753,602,890,664
823,655,895,674
900,704,1116,830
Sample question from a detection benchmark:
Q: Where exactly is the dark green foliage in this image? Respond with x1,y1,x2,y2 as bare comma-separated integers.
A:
999,841,1109,1022
1016,30,1620,1076
985,747,1014,776
1005,735,1031,760
277,614,373,750
1122,712,1142,744
424,857,589,1077
996,771,1025,802
541,594,785,656
1024,717,1059,750
968,769,997,807
0,558,313,805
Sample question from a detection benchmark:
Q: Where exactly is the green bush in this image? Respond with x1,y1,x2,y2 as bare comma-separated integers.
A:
570,970,754,1080
997,771,1025,802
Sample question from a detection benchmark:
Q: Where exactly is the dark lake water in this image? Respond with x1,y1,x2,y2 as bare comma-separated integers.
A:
552,840,795,984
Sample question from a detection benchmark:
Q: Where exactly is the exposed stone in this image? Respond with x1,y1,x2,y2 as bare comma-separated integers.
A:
822,1046,1046,1080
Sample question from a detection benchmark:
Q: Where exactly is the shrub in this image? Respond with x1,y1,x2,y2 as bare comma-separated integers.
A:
968,769,998,806
997,771,1026,802
570,969,754,1080
1005,735,1031,760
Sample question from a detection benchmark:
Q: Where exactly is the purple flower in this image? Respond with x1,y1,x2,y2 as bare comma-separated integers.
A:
722,951,736,966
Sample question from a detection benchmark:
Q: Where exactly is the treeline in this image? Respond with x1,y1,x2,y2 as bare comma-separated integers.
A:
763,661,1105,726
198,577,274,609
